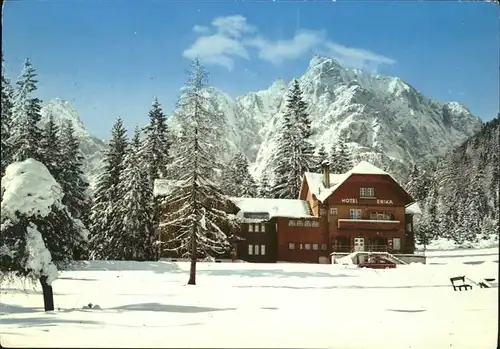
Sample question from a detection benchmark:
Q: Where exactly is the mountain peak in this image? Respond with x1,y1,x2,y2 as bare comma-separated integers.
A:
40,99,90,138
309,55,342,69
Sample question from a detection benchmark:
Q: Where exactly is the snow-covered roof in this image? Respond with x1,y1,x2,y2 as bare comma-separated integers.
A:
405,202,422,215
302,161,396,203
153,179,182,197
230,197,314,219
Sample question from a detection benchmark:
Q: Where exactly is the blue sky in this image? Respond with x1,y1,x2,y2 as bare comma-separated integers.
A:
3,0,499,139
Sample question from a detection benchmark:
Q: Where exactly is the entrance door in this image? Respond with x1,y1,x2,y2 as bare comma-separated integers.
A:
353,238,365,252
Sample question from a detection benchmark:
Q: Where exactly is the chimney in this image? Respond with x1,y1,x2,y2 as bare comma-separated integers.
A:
321,160,330,188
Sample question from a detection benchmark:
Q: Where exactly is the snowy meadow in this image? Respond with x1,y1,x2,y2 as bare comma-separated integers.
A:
1,247,498,349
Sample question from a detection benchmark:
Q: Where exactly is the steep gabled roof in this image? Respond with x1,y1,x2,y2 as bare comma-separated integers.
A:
405,202,422,215
300,161,414,205
230,197,314,220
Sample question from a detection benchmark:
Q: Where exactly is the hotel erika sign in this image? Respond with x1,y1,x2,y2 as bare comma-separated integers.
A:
341,198,394,205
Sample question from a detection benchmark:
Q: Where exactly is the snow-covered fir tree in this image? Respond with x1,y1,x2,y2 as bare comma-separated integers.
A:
314,144,328,173
39,112,62,180
10,59,44,163
221,151,257,197
0,159,89,311
414,116,500,247
114,127,156,261
140,98,171,183
58,120,92,258
1,55,14,179
330,137,353,174
159,59,237,285
257,172,272,198
88,117,128,259
271,79,314,199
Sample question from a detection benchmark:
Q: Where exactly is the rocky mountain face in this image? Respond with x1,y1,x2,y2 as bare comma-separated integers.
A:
234,56,483,182
47,56,483,186
39,99,106,187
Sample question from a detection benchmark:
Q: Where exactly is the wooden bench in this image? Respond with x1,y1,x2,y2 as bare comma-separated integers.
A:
450,276,472,291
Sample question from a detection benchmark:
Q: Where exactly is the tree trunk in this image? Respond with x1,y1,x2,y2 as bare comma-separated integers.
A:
39,276,55,311
187,225,197,285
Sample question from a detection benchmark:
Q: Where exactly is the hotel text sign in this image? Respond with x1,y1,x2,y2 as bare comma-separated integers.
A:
341,198,394,205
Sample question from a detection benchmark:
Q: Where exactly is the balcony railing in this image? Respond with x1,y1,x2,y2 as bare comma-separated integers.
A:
337,218,400,231
331,245,413,254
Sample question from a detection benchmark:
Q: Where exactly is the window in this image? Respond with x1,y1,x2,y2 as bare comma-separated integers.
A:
349,209,362,219
254,224,260,233
320,208,327,216
248,244,253,255
321,244,327,251
304,220,311,227
406,222,412,232
329,208,338,216
254,245,260,255
260,245,266,255
305,244,311,250
299,244,304,250
370,212,390,220
261,224,266,232
311,220,320,227
313,243,319,251
288,220,296,227
393,238,401,251
360,187,375,197
248,224,253,232
296,220,304,227
289,242,296,250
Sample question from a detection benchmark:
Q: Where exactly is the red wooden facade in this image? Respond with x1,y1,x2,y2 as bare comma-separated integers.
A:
233,161,417,264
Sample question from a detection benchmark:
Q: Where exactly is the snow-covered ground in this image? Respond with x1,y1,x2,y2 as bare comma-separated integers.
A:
1,248,498,349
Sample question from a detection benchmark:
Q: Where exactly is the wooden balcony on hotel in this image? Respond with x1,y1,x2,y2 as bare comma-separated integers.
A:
337,218,400,231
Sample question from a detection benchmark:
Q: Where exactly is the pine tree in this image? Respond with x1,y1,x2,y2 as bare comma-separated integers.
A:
1,159,88,311
293,80,315,174
314,144,327,172
39,113,62,180
1,55,14,179
10,58,44,163
160,59,237,285
336,137,353,173
257,172,272,198
115,127,156,261
88,117,128,259
271,79,313,199
58,120,92,259
222,151,257,197
329,142,341,174
140,98,171,184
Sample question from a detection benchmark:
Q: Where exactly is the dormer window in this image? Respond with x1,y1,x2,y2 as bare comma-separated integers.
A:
360,187,375,198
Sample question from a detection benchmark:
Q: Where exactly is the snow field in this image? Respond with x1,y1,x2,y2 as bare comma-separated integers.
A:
0,248,498,349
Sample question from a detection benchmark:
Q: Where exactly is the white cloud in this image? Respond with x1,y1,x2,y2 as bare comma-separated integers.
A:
193,25,210,34
183,34,250,70
246,30,326,65
211,15,255,38
324,42,396,73
183,15,395,72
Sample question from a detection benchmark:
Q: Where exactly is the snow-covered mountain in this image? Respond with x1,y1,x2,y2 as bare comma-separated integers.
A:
213,56,483,181
45,55,483,186
39,99,106,186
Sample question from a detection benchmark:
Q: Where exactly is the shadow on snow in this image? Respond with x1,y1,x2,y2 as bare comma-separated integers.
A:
0,317,102,327
110,302,237,313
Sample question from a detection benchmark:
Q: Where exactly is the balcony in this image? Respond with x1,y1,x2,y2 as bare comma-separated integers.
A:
337,218,400,231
